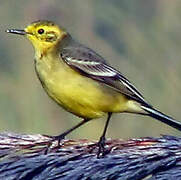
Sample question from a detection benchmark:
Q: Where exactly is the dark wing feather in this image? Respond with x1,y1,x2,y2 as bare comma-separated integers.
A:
61,42,149,105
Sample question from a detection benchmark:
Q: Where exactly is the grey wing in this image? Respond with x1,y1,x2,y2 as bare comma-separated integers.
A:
61,43,149,105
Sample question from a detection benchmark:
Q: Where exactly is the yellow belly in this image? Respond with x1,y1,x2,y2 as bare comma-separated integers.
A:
35,55,129,119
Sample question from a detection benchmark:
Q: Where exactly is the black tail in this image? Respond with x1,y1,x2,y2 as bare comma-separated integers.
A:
141,105,181,131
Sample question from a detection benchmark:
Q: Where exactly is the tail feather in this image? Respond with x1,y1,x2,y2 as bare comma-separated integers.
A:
141,105,181,131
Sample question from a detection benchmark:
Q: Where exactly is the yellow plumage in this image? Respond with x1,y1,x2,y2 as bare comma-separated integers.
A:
35,52,130,119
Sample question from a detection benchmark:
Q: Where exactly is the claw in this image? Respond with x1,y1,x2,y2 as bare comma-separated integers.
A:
97,136,106,158
44,134,66,154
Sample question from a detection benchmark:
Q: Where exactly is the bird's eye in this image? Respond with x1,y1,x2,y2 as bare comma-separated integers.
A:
37,29,44,34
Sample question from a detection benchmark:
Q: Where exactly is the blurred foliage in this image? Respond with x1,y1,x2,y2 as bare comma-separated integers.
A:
0,0,181,140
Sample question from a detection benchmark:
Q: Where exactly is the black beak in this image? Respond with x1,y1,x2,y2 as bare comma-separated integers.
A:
6,29,27,35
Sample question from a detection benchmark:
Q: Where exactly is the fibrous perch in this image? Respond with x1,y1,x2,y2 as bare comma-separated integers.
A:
0,132,180,179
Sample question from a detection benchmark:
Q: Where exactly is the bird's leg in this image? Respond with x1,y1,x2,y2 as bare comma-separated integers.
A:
54,118,90,145
45,118,90,154
97,112,112,158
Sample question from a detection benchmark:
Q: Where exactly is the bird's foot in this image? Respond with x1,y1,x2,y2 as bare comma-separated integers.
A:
97,136,107,158
44,134,66,154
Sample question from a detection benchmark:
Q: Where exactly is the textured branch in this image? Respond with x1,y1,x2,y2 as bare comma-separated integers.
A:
0,132,180,179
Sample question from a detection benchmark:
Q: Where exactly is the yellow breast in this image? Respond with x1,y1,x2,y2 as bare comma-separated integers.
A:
35,53,128,119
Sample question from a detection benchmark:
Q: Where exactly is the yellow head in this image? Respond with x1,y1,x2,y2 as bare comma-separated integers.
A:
7,20,68,53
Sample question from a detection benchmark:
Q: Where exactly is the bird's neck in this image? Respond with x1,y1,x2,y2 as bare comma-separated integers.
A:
34,33,72,60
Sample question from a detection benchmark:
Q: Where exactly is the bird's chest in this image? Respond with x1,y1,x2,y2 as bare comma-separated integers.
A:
35,56,79,103
34,57,106,118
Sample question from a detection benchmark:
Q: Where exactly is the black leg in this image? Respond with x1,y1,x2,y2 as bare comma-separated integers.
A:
54,118,90,144
97,112,112,158
45,118,90,153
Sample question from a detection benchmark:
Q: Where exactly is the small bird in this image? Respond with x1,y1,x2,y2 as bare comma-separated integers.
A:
7,20,181,156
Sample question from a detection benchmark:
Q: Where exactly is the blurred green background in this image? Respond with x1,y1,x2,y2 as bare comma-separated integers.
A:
1,0,181,140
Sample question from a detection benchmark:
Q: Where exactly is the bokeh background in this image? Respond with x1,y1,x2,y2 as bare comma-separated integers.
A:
1,0,181,140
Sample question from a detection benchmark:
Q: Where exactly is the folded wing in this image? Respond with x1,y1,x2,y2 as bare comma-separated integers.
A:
61,42,149,106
